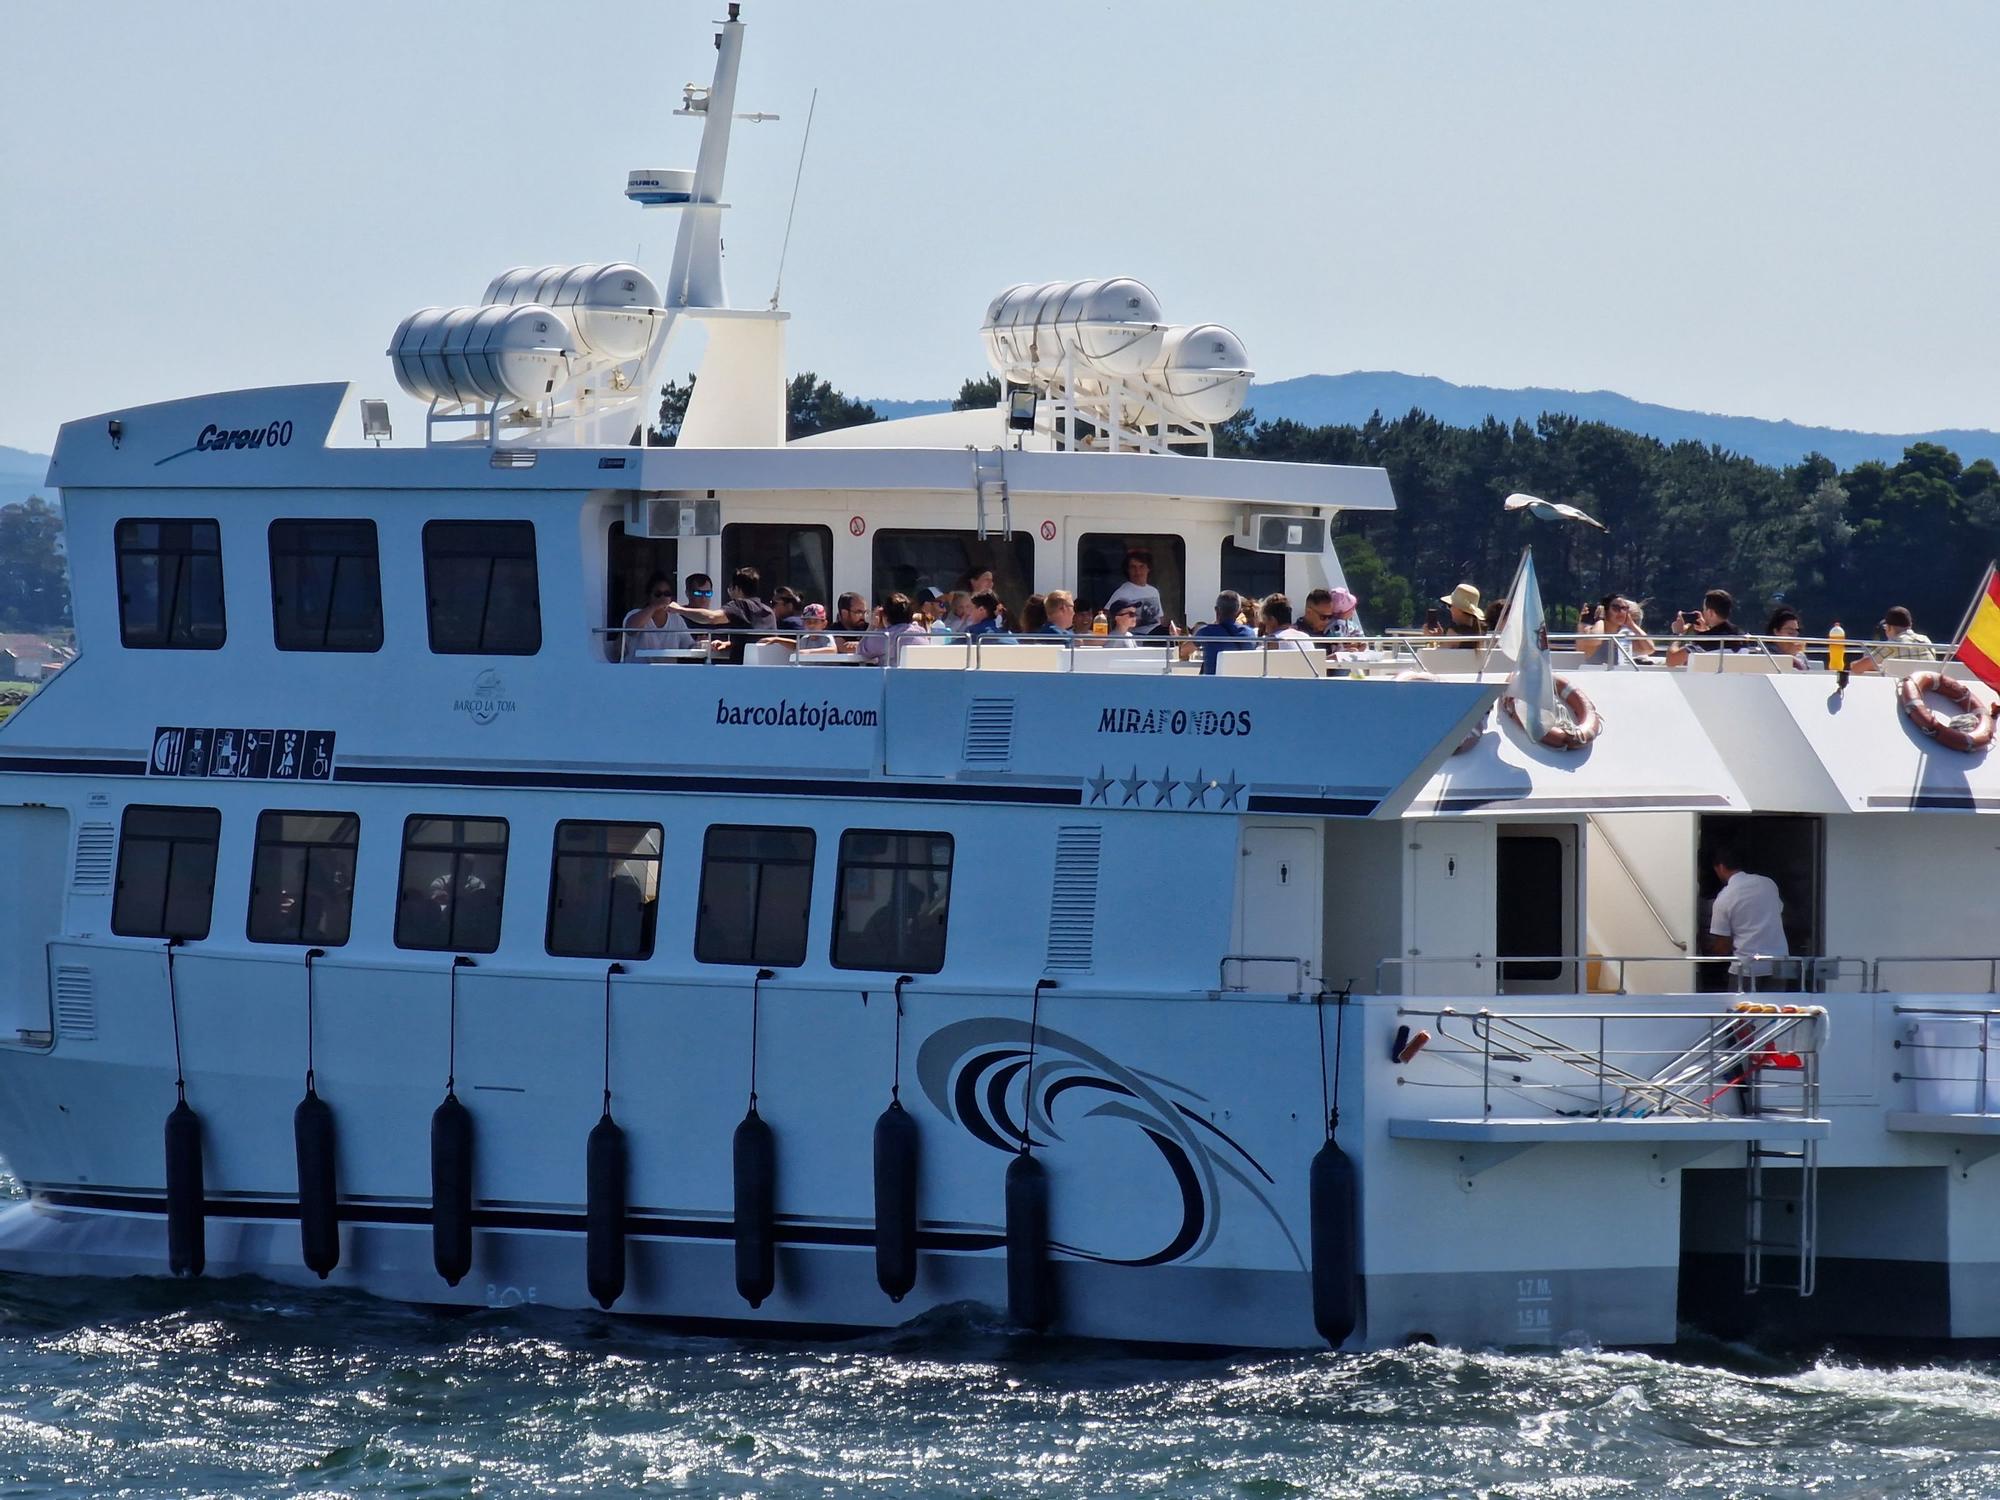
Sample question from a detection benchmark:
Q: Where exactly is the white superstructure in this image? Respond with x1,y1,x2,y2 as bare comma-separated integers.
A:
3,7,2000,1352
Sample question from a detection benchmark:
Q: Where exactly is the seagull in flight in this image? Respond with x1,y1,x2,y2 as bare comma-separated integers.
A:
1504,491,1609,533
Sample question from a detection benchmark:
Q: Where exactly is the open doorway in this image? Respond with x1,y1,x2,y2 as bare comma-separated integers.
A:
1496,823,1578,994
1694,814,1822,991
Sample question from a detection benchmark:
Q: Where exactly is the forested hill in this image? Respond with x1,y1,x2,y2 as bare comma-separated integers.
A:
1222,408,1997,640
871,374,2000,472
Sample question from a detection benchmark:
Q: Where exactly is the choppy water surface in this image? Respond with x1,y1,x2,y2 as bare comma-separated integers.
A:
2,1168,1997,1497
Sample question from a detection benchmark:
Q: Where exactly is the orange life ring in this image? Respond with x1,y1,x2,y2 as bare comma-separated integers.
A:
1501,676,1601,751
1897,670,1997,753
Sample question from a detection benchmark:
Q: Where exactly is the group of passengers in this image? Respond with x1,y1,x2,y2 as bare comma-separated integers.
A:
1422,578,1940,672
616,547,1370,667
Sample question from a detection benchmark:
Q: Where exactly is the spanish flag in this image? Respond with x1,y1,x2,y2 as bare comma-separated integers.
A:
1954,562,2000,691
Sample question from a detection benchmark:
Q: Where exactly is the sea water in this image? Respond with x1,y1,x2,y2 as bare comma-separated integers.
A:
2,1164,1996,1497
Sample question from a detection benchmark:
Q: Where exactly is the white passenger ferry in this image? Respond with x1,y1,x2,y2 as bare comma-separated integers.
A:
4,8,2000,1351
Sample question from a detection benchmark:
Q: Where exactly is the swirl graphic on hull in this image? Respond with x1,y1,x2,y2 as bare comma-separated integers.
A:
916,1018,1301,1270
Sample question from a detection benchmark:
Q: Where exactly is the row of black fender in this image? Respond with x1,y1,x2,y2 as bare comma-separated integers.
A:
160,1086,1042,1318
157,957,1359,1347
163,1087,1359,1346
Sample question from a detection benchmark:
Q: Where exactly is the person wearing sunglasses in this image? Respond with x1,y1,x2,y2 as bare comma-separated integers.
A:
617,571,694,661
1580,594,1656,667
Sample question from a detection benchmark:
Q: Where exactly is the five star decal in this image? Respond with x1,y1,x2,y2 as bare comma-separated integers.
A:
1087,763,1243,810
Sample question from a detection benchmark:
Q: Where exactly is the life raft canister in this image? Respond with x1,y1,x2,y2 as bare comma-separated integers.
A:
1501,676,1602,751
1897,670,1997,753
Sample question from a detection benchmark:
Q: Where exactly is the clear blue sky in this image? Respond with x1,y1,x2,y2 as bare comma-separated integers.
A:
3,0,1996,454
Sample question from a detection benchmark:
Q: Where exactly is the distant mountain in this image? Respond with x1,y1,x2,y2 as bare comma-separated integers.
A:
1241,373,2000,471
0,447,48,509
865,374,2000,470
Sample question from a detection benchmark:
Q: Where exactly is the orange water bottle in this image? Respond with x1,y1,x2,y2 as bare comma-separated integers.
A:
1827,620,1846,674
1091,612,1107,636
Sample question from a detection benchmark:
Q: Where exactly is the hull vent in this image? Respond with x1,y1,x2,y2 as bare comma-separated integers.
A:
963,697,1017,764
71,822,114,891
1045,825,1104,971
53,966,95,1040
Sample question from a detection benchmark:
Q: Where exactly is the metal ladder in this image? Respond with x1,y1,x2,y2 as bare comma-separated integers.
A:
971,447,1010,541
1742,1034,1820,1295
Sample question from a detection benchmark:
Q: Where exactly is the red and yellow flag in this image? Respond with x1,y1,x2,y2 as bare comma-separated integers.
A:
1954,563,2000,691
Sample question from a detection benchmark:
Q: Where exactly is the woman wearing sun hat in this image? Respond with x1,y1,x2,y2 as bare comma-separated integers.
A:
1428,582,1487,638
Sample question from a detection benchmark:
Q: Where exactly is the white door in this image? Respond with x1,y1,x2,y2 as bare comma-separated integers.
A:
1403,819,1495,996
1233,824,1321,993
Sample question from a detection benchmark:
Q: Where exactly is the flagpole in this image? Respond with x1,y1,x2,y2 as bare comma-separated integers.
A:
1952,560,1995,650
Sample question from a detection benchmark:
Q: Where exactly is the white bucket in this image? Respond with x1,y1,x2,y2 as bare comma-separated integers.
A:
1909,1018,1986,1114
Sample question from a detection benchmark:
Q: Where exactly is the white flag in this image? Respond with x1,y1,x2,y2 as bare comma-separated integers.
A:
1498,547,1569,740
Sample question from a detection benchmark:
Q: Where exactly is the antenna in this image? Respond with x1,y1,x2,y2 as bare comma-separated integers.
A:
769,87,819,311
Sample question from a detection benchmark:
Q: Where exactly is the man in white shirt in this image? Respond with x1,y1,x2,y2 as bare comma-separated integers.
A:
1103,547,1165,635
1705,846,1791,991
618,572,694,661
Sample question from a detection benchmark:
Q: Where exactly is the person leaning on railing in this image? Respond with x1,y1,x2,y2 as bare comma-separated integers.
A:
616,570,695,662
1848,604,1938,674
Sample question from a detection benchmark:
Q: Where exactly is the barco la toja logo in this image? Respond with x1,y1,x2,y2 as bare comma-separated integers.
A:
456,670,518,725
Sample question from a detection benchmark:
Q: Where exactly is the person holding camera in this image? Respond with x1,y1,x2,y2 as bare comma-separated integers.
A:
1580,594,1656,666
1665,588,1740,666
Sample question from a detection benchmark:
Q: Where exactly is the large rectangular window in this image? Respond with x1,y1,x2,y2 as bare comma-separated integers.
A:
832,830,953,974
248,810,360,946
270,519,383,651
395,815,509,953
112,804,221,940
1220,537,1284,606
116,519,226,649
696,825,815,968
1078,532,1186,631
547,820,664,960
871,530,1034,614
722,524,832,612
422,521,541,655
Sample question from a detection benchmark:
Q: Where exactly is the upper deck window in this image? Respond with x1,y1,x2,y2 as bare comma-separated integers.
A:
872,530,1033,611
115,519,225,649
547,820,663,960
696,825,815,968
422,521,541,655
1220,537,1284,605
269,520,384,652
722,524,832,614
1077,532,1186,630
831,830,952,974
395,815,509,953
112,804,221,940
247,810,360,946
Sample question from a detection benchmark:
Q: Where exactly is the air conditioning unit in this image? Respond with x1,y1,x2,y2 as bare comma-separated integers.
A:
1246,513,1328,554
625,494,722,539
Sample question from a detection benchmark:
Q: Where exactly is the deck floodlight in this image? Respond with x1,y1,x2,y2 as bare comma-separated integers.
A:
359,399,392,447
1007,386,1037,432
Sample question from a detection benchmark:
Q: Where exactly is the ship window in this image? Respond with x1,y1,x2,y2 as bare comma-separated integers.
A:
721,524,833,610
247,810,360,946
269,519,383,652
871,530,1034,612
395,815,509,953
1077,532,1185,628
831,830,952,974
115,519,226,650
111,804,221,940
547,820,663,960
696,825,815,968
422,521,541,655
1220,537,1284,603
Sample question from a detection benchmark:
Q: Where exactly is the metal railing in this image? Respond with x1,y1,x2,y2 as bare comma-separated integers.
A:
1372,951,1822,995
1893,1003,2000,1115
1218,953,1309,994
1393,1001,1824,1121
